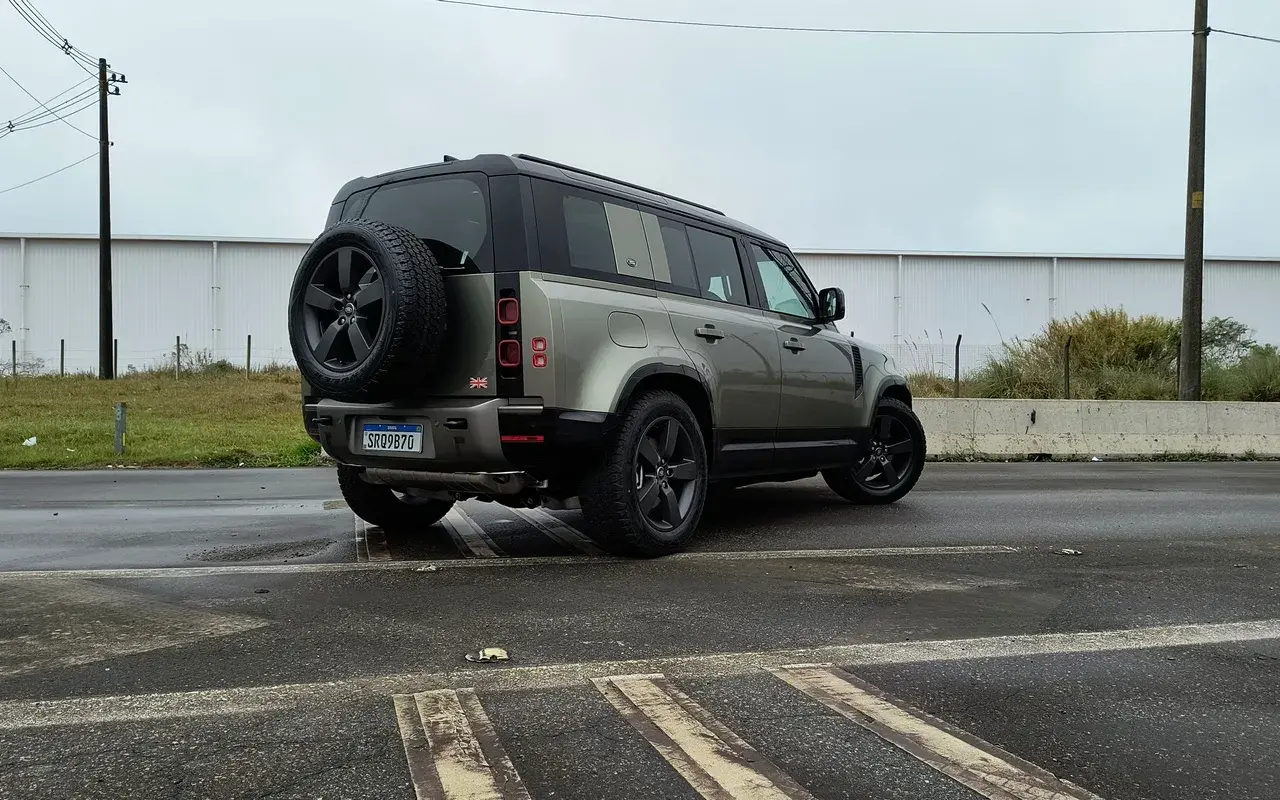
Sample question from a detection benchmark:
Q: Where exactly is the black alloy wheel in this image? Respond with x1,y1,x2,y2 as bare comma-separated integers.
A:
301,247,386,370
634,417,700,531
854,412,917,492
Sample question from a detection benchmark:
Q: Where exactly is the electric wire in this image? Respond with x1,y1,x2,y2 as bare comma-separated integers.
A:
0,151,95,195
0,63,96,139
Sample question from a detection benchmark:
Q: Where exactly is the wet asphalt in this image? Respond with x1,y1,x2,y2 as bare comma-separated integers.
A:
0,463,1277,799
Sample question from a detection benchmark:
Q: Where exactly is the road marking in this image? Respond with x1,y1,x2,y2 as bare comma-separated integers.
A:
509,507,604,555
9,618,1274,731
352,516,391,562
597,674,815,799
440,508,502,558
394,689,531,800
774,665,1105,800
0,544,1019,581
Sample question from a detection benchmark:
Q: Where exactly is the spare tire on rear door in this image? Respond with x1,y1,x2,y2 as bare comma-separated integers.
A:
288,219,446,402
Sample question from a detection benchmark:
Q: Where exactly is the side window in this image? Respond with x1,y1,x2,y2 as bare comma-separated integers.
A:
533,180,655,281
687,227,749,306
751,244,815,319
643,217,700,294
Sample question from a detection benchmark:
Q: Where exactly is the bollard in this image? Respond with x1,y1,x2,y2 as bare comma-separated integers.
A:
246,334,252,377
953,333,963,398
114,402,127,455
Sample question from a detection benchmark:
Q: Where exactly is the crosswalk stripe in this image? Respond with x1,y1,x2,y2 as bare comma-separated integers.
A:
441,508,502,558
394,689,531,800
510,508,604,555
773,665,1106,800
596,674,816,800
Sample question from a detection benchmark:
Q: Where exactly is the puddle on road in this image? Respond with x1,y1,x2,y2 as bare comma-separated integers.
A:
189,538,336,563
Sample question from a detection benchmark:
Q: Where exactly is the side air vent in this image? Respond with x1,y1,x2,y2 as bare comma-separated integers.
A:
852,345,864,394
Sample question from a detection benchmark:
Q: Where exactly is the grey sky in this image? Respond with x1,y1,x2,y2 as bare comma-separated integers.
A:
1,0,1278,256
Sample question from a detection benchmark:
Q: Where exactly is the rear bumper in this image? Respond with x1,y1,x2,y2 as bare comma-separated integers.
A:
304,397,613,482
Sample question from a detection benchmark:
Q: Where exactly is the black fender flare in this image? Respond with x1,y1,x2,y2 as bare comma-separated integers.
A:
873,375,912,408
613,363,715,425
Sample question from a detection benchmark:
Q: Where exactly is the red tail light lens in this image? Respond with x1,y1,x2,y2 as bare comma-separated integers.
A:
531,337,547,352
532,353,548,368
501,434,544,443
497,298,520,326
498,339,521,367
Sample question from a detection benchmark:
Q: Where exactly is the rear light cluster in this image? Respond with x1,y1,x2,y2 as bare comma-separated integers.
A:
495,295,548,372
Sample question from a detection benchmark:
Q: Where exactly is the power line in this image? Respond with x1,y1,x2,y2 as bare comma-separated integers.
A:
0,63,96,139
6,0,100,73
437,0,1188,36
1,94,97,138
5,77,94,125
0,151,95,195
1217,29,1280,45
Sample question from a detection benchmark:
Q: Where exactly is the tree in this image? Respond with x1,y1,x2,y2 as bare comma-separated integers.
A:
0,318,10,335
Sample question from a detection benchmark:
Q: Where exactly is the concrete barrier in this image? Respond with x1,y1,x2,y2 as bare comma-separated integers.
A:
914,399,1280,458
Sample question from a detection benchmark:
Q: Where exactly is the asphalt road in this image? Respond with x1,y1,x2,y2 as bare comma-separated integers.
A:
0,463,1278,799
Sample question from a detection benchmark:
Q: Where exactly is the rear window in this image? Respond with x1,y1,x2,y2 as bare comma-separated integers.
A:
354,174,492,272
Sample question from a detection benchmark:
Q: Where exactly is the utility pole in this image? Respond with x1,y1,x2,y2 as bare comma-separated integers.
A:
97,58,125,379
97,57,113,379
1179,0,1209,400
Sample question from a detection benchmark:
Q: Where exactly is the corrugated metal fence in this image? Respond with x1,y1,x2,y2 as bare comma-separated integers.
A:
1,234,1277,375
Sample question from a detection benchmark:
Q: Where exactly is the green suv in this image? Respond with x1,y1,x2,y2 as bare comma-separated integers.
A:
289,154,925,555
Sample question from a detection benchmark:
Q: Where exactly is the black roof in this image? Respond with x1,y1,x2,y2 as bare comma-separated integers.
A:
332,153,782,245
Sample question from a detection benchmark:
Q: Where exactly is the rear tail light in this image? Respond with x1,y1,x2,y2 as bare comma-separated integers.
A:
498,339,521,368
501,434,544,443
531,337,547,352
532,353,547,368
497,298,520,325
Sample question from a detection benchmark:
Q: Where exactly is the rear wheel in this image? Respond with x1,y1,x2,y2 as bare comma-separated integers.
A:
337,465,454,533
822,398,926,504
580,391,708,557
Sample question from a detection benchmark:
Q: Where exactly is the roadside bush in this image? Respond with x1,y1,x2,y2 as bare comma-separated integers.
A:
968,309,1275,401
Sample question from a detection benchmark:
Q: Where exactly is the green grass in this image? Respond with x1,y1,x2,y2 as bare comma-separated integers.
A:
1,370,322,469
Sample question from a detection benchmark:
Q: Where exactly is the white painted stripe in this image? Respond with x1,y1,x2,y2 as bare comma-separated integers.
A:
3,618,1276,731
510,508,604,555
597,674,815,799
354,516,369,563
774,666,1105,800
442,508,502,558
0,544,1018,581
394,689,531,800
365,524,392,562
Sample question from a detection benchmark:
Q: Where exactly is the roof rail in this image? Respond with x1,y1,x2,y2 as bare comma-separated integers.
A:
512,153,724,216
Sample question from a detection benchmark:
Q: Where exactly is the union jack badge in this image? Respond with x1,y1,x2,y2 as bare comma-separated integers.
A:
469,377,489,389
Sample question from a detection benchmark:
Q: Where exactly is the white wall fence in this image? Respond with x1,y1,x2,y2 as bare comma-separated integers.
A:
2,234,1278,375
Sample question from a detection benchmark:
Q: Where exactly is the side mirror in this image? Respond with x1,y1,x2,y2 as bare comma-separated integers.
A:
817,287,845,323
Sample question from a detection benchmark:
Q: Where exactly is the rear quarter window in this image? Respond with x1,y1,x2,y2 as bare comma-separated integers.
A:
356,174,493,272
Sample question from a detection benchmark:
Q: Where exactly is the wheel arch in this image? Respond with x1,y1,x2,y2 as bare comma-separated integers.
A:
875,376,913,408
613,364,715,466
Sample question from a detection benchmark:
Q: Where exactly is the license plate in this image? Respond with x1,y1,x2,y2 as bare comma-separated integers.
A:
361,423,423,453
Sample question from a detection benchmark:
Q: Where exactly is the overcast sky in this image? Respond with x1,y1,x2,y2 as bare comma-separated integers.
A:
1,0,1278,256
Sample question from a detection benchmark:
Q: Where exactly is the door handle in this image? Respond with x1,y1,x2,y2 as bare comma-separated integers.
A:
783,338,806,352
695,326,725,341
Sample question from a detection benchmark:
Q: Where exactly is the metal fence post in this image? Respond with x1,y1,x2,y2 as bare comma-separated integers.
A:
246,334,252,377
114,402,127,455
10,340,14,378
1064,335,1073,399
175,335,181,377
113,338,118,377
953,333,962,398
60,339,65,377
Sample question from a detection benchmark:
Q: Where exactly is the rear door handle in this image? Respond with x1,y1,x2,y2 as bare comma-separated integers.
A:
783,338,806,352
695,326,725,341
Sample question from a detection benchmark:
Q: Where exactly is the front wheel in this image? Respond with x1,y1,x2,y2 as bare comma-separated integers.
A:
580,390,708,557
822,397,926,504
337,464,454,533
